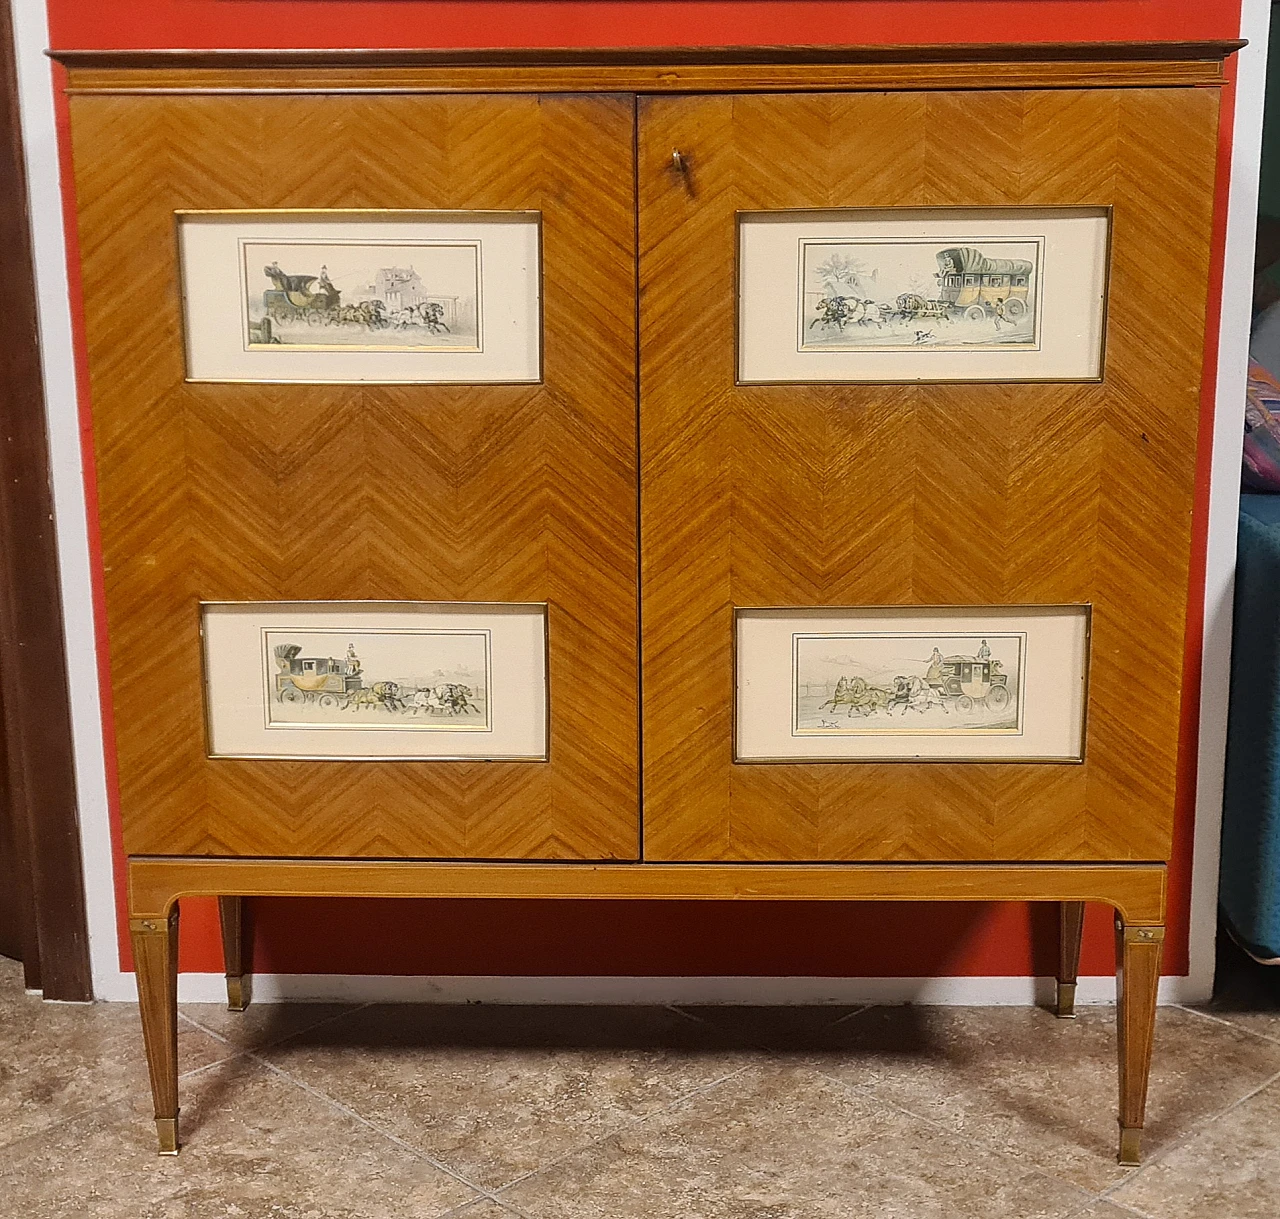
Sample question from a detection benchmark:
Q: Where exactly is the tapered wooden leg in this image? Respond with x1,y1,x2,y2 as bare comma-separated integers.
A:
1057,901,1086,1018
1115,916,1164,1166
130,907,181,1154
218,895,251,1011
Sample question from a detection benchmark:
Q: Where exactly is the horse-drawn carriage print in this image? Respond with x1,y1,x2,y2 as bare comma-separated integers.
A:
264,627,491,731
241,239,481,352
797,237,1041,353
792,631,1024,736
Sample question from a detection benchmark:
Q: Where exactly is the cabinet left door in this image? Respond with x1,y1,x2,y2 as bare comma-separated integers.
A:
68,91,640,860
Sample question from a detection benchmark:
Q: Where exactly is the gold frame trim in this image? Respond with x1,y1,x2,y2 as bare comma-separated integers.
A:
174,208,546,386
732,602,1093,765
198,599,552,763
733,205,1114,387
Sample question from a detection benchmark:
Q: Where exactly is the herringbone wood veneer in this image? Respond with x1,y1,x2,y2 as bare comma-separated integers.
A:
70,93,640,859
638,89,1219,863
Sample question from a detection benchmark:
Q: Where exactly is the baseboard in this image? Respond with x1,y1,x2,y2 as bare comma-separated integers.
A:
90,971,1209,1006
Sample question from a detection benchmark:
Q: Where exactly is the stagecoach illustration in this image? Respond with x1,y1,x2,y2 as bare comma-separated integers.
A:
891,247,1033,325
257,262,453,336
273,644,363,708
927,652,1012,713
261,262,349,328
817,643,1013,721
271,642,480,718
933,246,1033,321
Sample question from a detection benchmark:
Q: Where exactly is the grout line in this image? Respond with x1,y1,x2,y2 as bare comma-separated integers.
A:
180,999,745,1215
178,999,377,1055
0,1095,129,1159
491,1063,754,1200
176,1045,253,1081
826,1003,875,1028
1171,1002,1280,1047
1112,1204,1162,1219
805,1057,1107,1214
666,1000,876,1048
244,1049,503,1204
662,1003,709,1026
808,1061,947,1132
1066,1194,1159,1219
1099,1062,1280,1202
437,1200,520,1219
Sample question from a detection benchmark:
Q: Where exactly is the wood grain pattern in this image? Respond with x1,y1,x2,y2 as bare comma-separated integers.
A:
1116,919,1165,1164
69,92,640,860
129,909,180,1152
61,57,1231,98
126,855,1168,924
638,88,1220,864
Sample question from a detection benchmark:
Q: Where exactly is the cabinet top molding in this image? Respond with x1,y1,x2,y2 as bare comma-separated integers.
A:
55,40,1244,95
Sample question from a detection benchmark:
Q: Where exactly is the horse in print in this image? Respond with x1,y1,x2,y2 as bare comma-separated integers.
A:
343,680,404,713
820,675,891,718
887,675,948,716
408,683,479,717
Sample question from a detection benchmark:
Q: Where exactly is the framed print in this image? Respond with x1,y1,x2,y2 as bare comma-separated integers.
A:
179,211,541,384
735,605,1089,762
201,601,548,760
737,208,1110,383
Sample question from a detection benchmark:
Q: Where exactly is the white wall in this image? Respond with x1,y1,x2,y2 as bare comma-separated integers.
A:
9,0,121,999
1185,0,1271,1000
7,0,1270,1002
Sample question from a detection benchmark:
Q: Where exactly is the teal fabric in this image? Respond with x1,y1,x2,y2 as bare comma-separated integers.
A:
1221,499,1280,958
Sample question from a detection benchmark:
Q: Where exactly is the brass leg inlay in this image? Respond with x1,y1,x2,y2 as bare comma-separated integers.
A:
1056,980,1078,1019
1118,1124,1142,1166
226,974,249,1012
156,1115,179,1155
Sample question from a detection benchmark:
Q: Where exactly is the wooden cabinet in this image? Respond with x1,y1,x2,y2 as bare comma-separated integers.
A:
59,42,1235,1166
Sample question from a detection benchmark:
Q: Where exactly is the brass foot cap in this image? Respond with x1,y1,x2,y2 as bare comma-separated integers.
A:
226,974,249,1012
1118,1125,1142,1167
156,1116,179,1155
1056,981,1078,1019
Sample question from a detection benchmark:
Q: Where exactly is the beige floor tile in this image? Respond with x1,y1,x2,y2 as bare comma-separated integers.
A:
0,978,233,1151
442,1203,527,1219
1196,1006,1280,1045
260,1003,751,1190
0,1056,479,1219
1109,1074,1280,1219
1067,1205,1146,1218
497,1062,1094,1219
804,1004,1280,1194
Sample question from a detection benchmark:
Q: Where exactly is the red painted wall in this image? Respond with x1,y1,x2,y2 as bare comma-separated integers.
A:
47,0,1243,982
48,1,1240,53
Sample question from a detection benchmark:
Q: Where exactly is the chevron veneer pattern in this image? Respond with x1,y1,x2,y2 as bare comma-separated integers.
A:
70,92,640,859
638,89,1220,863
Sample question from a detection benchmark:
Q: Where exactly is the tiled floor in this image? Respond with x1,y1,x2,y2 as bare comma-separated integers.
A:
4,946,1280,1218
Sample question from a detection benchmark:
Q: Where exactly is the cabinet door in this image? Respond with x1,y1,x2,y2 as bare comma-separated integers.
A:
71,93,639,859
638,90,1218,862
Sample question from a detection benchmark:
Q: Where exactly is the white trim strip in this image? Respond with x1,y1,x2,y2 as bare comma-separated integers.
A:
1185,0,1272,1003
92,971,1199,1007
10,0,121,997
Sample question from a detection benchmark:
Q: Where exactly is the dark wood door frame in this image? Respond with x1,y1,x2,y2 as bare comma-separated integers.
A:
0,0,90,1000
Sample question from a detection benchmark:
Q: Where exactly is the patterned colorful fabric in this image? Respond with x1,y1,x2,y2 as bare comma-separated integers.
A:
1244,359,1280,492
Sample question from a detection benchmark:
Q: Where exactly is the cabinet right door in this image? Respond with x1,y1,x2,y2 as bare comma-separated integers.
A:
638,88,1220,863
